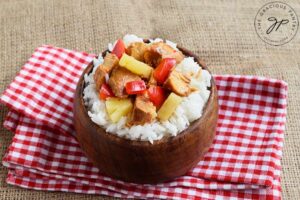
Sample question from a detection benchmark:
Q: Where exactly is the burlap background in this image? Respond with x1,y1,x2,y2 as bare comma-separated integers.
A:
0,0,299,199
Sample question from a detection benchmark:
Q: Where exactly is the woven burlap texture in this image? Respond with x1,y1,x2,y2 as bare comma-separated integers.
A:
0,0,299,199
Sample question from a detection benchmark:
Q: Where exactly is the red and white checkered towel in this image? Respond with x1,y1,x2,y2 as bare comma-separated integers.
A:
0,45,287,199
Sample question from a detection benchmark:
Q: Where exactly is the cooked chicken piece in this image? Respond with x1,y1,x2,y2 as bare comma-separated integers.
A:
94,67,107,91
128,94,157,126
94,53,119,91
103,53,119,70
148,71,157,86
108,67,141,98
126,42,149,62
144,42,184,67
164,70,192,97
144,49,161,67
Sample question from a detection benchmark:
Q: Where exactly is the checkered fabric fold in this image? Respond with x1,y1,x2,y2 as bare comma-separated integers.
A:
0,46,287,199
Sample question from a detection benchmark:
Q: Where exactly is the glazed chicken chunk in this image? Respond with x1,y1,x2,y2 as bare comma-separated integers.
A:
144,42,184,67
94,53,119,91
126,42,149,62
164,70,192,97
128,94,157,125
108,67,141,98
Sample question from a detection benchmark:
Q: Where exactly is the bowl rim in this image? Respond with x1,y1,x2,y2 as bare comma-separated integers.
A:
75,39,217,147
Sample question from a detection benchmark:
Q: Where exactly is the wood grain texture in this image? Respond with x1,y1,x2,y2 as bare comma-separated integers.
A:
73,46,218,184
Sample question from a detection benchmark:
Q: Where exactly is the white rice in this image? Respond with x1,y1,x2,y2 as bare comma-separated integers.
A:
84,34,211,143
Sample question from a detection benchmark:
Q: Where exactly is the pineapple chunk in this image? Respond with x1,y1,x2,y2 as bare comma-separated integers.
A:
119,53,152,79
157,93,182,121
105,98,133,123
105,98,121,114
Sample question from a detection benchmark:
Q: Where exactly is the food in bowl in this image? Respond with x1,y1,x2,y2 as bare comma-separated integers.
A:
74,35,218,183
83,34,212,143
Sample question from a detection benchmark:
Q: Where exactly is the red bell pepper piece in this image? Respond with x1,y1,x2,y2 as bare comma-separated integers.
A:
125,80,147,95
99,83,115,100
153,58,176,84
111,39,126,59
147,86,167,108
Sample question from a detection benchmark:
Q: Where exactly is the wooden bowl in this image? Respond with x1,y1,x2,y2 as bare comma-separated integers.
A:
73,45,218,184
